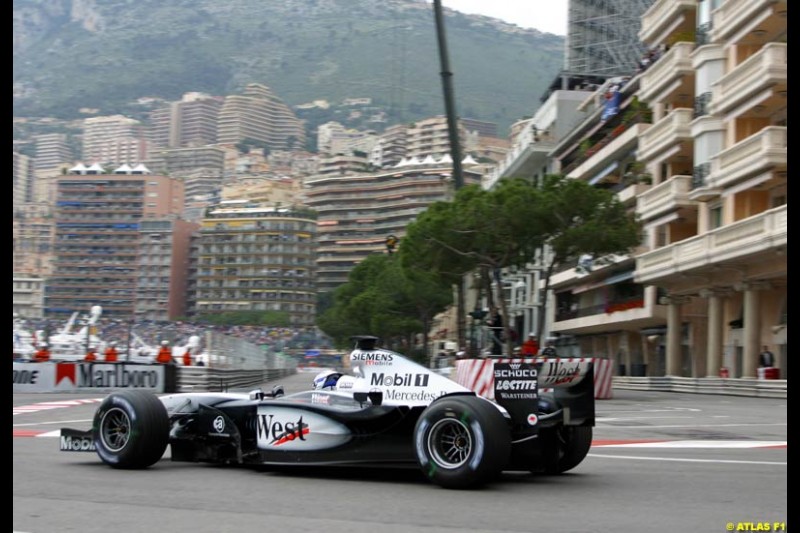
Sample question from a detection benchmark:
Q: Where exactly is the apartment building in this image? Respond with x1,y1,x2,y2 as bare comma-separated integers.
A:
148,92,223,149
13,202,55,276
216,83,307,151
634,0,787,378
304,159,484,293
13,274,45,318
193,202,318,326
82,115,150,166
485,0,787,381
135,218,199,321
543,75,668,372
33,133,73,171
13,151,34,205
45,164,185,318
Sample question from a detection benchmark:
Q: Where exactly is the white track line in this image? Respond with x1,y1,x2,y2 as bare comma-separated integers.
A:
588,454,787,466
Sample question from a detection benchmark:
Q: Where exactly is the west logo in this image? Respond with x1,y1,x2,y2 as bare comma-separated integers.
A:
257,414,309,446
370,373,429,387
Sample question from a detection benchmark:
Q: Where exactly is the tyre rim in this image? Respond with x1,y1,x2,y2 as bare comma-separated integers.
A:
427,418,472,469
100,407,131,452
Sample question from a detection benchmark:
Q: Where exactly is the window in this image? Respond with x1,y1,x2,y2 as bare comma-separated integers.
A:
709,202,723,229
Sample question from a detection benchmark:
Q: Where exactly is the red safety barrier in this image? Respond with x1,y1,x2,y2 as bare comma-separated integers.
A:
454,357,614,400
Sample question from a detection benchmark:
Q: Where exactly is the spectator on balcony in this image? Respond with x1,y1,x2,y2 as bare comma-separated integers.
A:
521,333,539,357
540,340,558,358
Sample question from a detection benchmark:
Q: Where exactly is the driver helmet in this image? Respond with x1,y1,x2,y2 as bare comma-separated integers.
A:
313,370,343,390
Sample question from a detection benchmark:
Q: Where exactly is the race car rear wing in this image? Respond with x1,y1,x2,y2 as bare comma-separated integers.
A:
492,360,595,431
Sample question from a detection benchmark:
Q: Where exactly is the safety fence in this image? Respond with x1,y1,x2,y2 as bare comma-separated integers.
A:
177,367,296,392
613,376,787,399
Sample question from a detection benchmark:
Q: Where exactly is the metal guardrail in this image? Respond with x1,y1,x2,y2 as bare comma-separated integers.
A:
613,376,786,399
177,367,297,392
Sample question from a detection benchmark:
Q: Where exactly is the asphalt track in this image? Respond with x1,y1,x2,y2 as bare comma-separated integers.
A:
14,372,787,533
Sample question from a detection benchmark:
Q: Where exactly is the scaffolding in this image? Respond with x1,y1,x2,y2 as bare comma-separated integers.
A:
566,0,655,76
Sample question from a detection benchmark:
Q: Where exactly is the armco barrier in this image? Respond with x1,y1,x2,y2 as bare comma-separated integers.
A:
613,376,787,399
13,361,296,394
177,367,296,392
454,357,614,400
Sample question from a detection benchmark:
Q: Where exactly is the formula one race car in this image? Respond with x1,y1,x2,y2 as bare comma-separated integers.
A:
60,336,595,489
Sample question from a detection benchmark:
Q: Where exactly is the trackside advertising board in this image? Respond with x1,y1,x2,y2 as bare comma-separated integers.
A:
13,362,170,393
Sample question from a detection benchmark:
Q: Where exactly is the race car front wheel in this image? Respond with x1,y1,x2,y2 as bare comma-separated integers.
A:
92,390,169,469
414,395,511,489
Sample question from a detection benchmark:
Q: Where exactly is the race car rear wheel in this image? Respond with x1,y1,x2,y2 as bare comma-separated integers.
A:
414,395,511,489
92,390,169,469
541,425,593,474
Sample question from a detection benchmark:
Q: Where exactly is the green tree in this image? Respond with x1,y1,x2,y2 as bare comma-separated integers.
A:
316,253,451,364
532,174,642,341
401,179,546,354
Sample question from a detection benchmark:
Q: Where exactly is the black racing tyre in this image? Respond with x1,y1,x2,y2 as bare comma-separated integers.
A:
414,395,511,489
542,425,593,474
92,390,169,469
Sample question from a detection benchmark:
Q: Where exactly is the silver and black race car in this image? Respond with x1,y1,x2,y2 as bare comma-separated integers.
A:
60,336,595,490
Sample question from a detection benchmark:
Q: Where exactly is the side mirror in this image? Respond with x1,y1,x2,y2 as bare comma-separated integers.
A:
269,385,285,398
249,389,265,400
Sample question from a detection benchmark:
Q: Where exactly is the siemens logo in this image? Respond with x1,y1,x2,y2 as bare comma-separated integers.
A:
370,373,429,387
350,351,394,362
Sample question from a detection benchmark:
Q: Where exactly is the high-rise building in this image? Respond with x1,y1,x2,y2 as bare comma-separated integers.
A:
13,202,55,276
484,0,787,380
304,159,484,292
149,92,223,149
566,0,656,76
34,133,73,171
13,152,34,205
193,202,317,326
216,83,307,151
46,164,185,318
135,218,199,321
634,0,787,378
82,115,150,165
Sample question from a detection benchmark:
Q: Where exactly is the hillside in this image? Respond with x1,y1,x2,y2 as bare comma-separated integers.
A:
13,0,565,136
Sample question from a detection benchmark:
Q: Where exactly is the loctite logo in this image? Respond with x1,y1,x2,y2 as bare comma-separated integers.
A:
257,414,309,446
495,380,536,391
370,373,429,387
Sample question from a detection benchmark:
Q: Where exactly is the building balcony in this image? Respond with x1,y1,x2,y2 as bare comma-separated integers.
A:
636,175,694,222
711,0,787,43
635,204,787,284
483,127,555,190
707,126,787,190
639,0,696,45
637,108,693,164
567,123,649,182
710,43,787,117
638,42,695,104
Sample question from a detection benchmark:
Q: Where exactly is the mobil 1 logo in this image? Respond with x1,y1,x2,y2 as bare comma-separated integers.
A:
493,362,537,402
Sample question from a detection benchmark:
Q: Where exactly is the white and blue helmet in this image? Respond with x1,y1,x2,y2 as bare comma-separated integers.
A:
313,370,343,390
